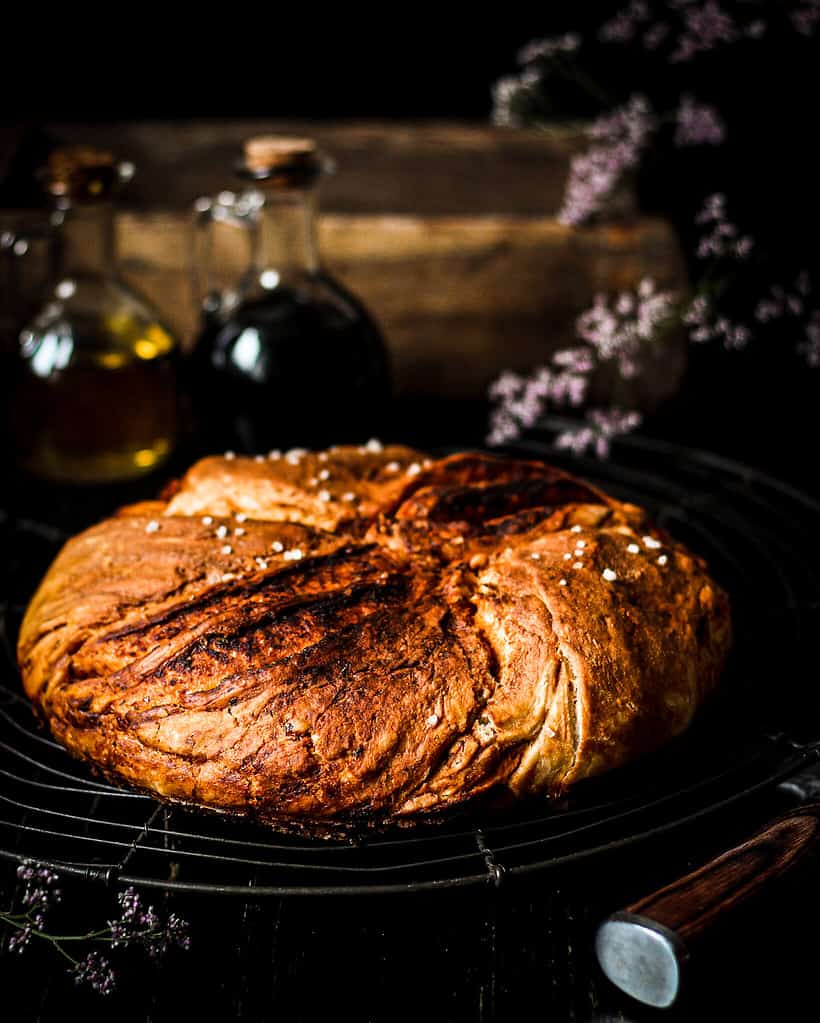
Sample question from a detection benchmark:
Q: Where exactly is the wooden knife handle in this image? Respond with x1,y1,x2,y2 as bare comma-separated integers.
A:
595,803,820,1008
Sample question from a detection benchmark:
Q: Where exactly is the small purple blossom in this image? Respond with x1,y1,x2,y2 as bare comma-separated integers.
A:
683,293,751,349
555,409,643,459
116,886,154,926
16,861,62,924
559,96,654,225
486,360,592,446
714,318,751,349
552,346,595,374
16,862,60,890
754,274,812,322
683,295,709,326
587,95,653,148
549,367,589,406
486,408,521,447
734,236,753,258
694,194,753,260
670,1,738,61
73,952,116,996
599,0,650,43
558,147,626,225
488,370,526,402
166,916,191,953
576,279,677,377
8,923,33,953
675,95,726,146
164,913,192,953
600,12,638,43
696,192,726,223
754,298,781,322
103,886,192,969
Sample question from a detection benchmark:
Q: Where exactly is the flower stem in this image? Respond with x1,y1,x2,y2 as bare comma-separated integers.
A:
553,54,615,106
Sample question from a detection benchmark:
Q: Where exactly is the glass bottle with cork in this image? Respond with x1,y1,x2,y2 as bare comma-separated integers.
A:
8,147,180,484
189,135,390,454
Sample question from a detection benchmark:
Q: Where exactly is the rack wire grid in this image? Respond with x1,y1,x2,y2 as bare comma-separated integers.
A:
1,433,819,897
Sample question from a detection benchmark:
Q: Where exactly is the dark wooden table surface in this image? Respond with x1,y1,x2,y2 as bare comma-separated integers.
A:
1,781,817,1021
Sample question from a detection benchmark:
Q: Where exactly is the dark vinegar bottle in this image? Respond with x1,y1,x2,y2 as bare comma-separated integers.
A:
189,136,390,455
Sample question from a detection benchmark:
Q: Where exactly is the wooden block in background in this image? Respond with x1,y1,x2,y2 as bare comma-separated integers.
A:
1,121,688,403
118,211,687,400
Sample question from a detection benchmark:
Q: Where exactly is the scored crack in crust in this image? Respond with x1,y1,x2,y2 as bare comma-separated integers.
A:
17,445,731,831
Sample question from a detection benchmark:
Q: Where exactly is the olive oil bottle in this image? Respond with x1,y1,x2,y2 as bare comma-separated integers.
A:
8,147,180,483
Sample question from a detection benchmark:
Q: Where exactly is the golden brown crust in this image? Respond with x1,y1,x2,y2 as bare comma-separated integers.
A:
17,445,731,827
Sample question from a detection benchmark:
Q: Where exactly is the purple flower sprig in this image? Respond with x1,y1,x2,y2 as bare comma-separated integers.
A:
3,861,62,952
558,95,654,226
599,1,816,61
109,886,191,960
556,94,725,228
489,20,820,458
487,355,591,447
753,272,820,368
599,0,741,58
555,409,644,459
694,193,754,261
577,277,678,377
755,271,811,322
683,197,818,359
674,193,758,349
668,1,740,62
683,295,751,349
72,951,117,996
487,278,677,456
675,94,726,146
599,0,652,45
1,862,191,996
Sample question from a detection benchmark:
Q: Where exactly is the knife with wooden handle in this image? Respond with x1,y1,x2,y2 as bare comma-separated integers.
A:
595,795,820,1008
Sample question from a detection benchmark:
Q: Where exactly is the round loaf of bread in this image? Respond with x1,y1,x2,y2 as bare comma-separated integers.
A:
18,447,731,830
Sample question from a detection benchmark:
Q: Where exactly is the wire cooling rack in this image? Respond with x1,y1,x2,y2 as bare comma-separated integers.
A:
1,434,819,897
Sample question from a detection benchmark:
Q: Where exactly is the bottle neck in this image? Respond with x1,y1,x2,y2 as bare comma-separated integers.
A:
52,203,116,280
254,190,320,280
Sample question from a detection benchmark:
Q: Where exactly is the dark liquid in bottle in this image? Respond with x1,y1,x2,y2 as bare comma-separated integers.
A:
189,276,390,454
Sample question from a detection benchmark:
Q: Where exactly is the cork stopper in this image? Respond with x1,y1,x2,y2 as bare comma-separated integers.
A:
45,146,119,200
240,135,322,186
244,136,316,172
